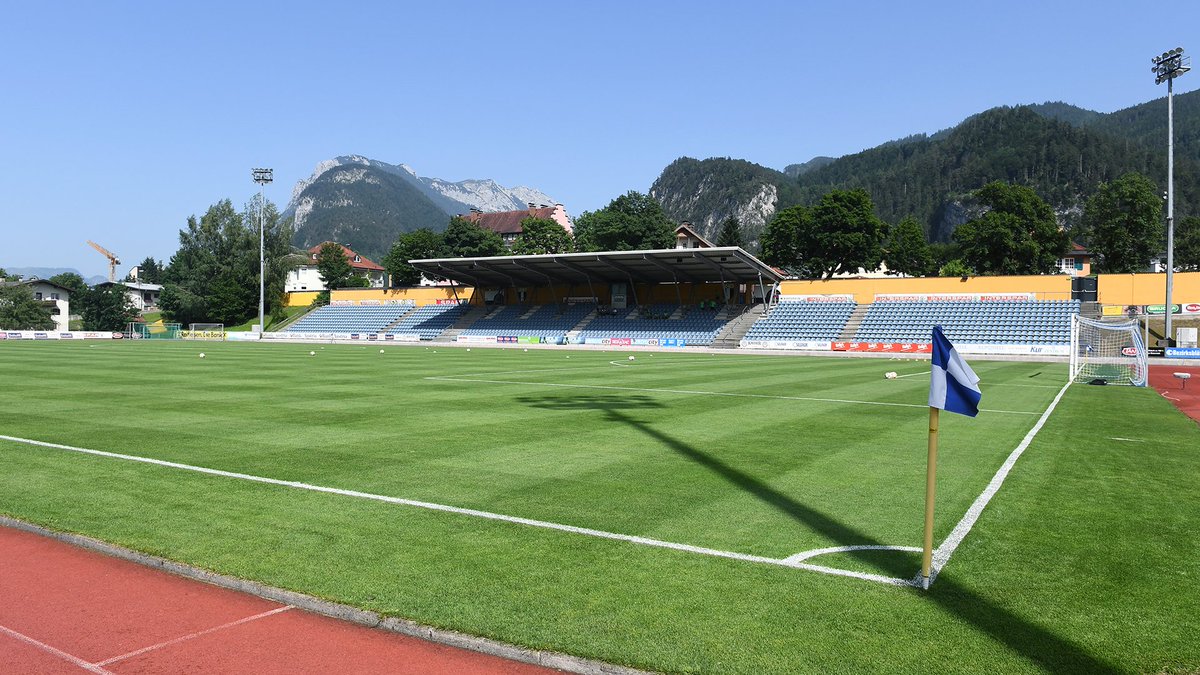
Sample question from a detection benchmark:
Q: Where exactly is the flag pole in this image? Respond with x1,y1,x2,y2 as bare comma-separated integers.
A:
921,406,939,589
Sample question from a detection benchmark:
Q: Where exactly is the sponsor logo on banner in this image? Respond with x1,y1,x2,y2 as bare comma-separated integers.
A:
609,338,632,346
1165,347,1200,359
1186,303,1200,315
1146,304,1182,315
779,294,855,303
498,336,518,343
34,332,50,340
874,293,1033,303
1121,346,1139,357
832,341,934,353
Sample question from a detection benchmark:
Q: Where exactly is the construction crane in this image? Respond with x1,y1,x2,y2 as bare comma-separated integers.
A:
87,240,121,282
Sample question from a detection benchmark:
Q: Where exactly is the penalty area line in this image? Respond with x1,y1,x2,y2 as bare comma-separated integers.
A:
0,434,911,587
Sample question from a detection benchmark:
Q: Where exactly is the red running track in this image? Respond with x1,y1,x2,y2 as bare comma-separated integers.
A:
1150,365,1200,424
0,527,559,674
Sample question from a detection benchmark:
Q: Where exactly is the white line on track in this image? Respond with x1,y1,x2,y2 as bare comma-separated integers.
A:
425,376,1042,416
95,606,293,666
0,622,113,674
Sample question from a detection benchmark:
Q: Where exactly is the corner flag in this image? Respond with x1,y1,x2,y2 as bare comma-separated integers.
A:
928,325,981,417
921,325,982,588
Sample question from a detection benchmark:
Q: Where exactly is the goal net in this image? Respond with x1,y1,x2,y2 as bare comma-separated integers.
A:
183,323,226,341
1069,315,1148,386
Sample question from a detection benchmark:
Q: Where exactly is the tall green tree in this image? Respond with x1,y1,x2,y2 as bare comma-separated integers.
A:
804,188,886,279
443,216,505,257
1176,216,1200,271
316,242,353,290
1080,173,1163,273
79,285,139,331
512,217,573,255
384,228,447,286
760,205,809,271
573,191,675,252
0,268,10,280
885,217,933,276
716,216,745,247
953,182,1067,275
48,272,88,299
160,198,292,326
0,284,56,329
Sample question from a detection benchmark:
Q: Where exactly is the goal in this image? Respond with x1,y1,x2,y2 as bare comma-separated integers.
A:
1069,315,1148,386
184,323,226,341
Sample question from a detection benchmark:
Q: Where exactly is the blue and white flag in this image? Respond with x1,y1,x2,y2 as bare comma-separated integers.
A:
929,325,981,417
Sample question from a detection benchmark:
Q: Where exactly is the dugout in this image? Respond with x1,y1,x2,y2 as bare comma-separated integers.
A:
406,247,785,309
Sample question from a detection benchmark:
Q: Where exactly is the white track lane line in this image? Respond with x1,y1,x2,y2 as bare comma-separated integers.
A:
0,623,113,674
425,376,1043,416
95,606,292,666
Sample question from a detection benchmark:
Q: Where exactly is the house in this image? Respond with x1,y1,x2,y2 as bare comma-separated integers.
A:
461,203,573,248
1057,243,1093,276
286,243,387,292
96,281,162,311
1,279,72,331
674,223,714,249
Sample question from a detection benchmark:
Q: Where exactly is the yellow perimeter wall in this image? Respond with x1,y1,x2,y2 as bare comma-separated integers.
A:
287,272,1200,308
781,272,1200,306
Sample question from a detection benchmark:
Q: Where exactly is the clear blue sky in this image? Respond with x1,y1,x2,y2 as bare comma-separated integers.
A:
2,0,1197,280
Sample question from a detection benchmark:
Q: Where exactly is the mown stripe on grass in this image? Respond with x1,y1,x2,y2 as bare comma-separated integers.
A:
0,433,916,587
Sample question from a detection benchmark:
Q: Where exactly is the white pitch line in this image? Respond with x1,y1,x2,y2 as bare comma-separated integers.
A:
927,380,1072,584
425,376,1042,416
894,370,930,378
1108,437,1146,443
0,434,909,587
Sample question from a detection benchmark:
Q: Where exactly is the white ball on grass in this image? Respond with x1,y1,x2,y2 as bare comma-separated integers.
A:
198,353,205,358
884,371,898,379
467,348,471,352
379,349,385,353
628,355,635,361
310,351,316,356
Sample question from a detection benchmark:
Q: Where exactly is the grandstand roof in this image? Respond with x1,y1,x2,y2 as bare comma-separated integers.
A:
408,247,784,288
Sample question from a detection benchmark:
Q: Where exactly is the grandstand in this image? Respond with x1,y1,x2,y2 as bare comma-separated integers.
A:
575,303,730,346
742,300,856,342
386,303,471,340
854,300,1080,345
287,302,415,334
458,302,594,340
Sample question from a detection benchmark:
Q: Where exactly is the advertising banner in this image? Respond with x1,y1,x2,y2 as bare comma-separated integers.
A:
779,294,854,303
874,293,1034,303
1,331,118,340
741,340,832,350
832,342,932,353
225,332,260,342
1166,347,1200,359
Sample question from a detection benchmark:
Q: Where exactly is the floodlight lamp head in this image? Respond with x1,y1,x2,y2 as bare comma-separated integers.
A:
251,168,274,185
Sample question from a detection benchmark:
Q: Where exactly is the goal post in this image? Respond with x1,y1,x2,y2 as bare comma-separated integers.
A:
183,323,226,341
1069,315,1148,386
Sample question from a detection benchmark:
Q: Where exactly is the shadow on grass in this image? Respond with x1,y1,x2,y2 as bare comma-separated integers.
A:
517,393,1120,673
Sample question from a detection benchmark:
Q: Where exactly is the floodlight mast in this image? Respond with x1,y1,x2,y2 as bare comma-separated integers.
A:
1152,47,1189,345
252,168,274,334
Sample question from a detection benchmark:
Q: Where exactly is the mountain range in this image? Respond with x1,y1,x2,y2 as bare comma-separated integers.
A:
651,90,1200,248
284,155,557,261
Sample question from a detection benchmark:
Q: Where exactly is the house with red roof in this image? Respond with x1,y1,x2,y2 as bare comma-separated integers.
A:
461,203,573,247
286,243,387,291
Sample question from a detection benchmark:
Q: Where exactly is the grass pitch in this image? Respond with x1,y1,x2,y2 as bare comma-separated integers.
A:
0,340,1197,673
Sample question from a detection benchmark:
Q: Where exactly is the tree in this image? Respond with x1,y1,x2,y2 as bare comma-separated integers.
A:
129,257,164,284
1080,173,1163,274
316,242,353,290
512,218,573,255
79,285,139,331
760,205,808,271
0,268,11,280
939,259,974,277
716,216,745,248
160,198,292,327
953,182,1067,275
885,217,933,277
443,216,505,257
803,188,886,279
384,228,447,286
0,284,55,329
48,272,88,299
1176,216,1200,271
573,191,675,252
